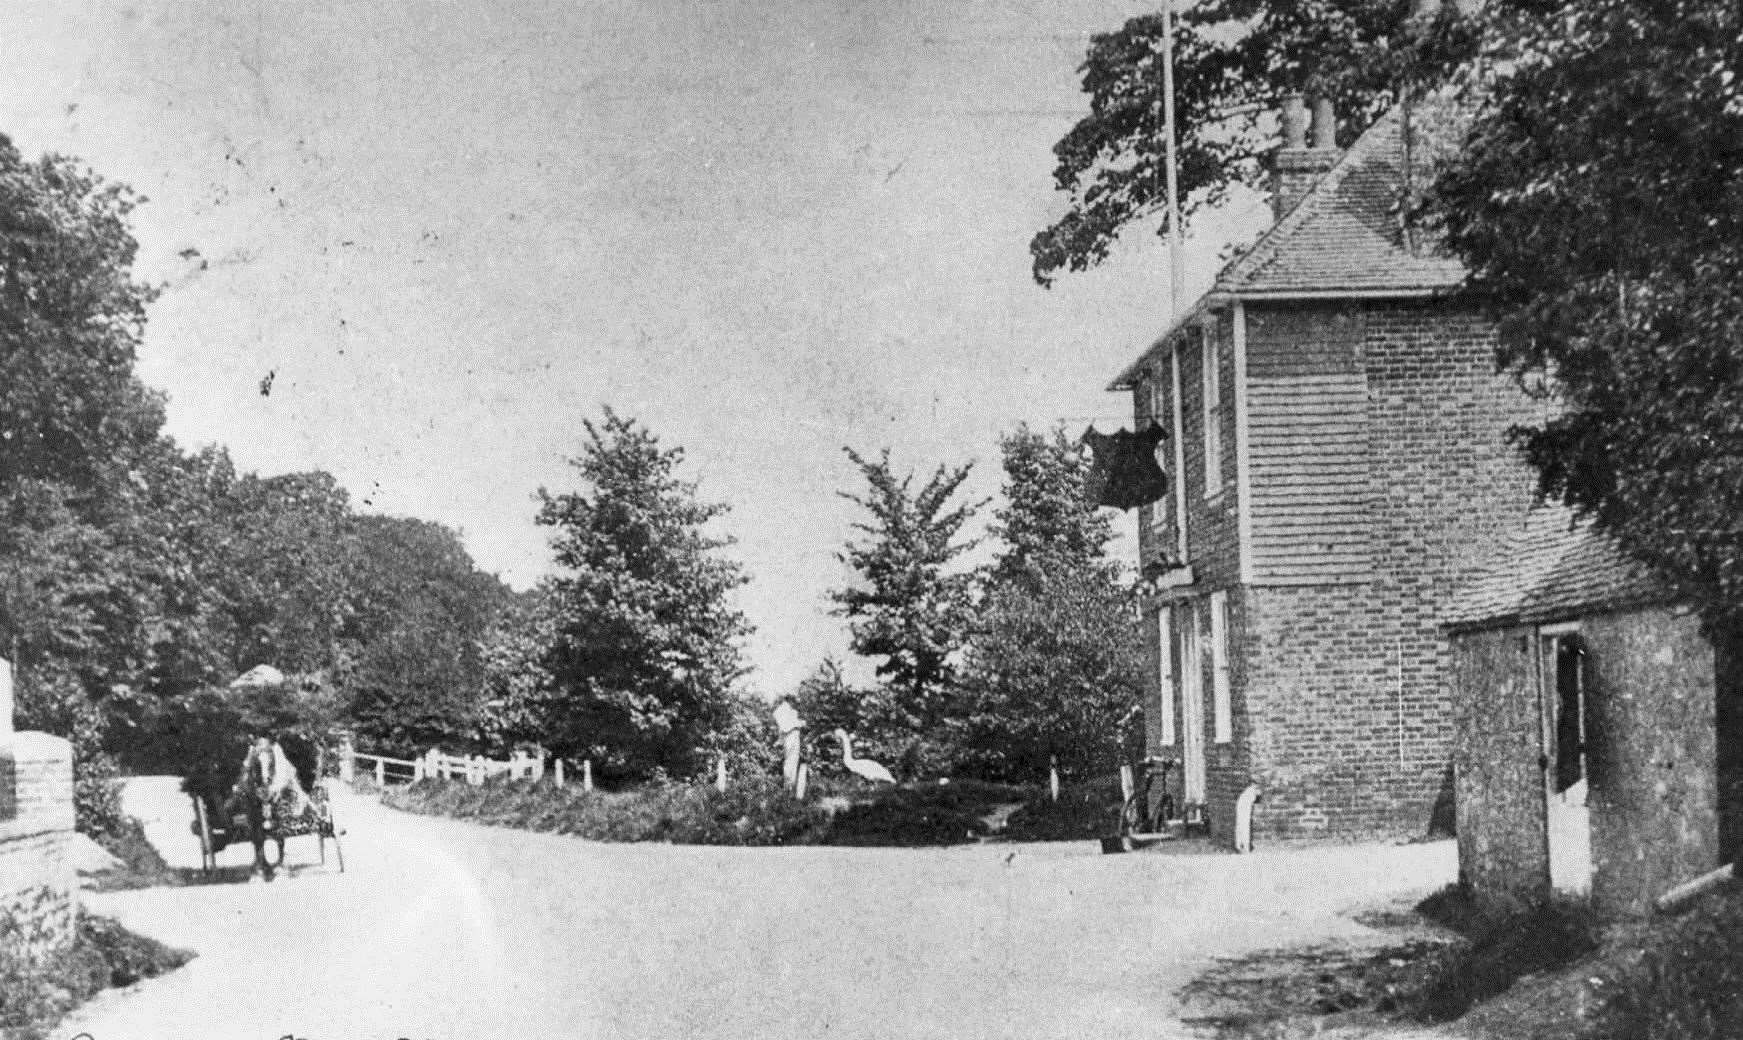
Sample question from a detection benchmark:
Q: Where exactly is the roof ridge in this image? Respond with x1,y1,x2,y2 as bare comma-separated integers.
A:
1217,106,1406,291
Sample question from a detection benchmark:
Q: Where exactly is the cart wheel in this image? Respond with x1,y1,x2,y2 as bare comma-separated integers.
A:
193,796,216,873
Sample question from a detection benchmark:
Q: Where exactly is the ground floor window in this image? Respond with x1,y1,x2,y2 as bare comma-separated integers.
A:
1210,590,1231,743
1157,607,1175,746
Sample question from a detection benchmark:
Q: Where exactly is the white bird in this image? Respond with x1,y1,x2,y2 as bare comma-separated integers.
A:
833,729,896,785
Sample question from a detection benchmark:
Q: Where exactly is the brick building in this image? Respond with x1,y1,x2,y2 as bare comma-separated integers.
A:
1107,98,1539,842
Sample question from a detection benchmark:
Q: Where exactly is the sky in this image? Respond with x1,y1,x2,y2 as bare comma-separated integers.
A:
0,0,1263,695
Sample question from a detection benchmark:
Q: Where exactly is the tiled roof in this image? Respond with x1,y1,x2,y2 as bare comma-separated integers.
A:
1108,101,1469,389
1442,505,1676,632
1217,107,1467,296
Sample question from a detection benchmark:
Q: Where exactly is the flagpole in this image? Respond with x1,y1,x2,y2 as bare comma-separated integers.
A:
1160,0,1184,318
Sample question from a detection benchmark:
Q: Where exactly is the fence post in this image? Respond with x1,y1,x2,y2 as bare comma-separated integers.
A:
794,763,808,800
1049,756,1060,803
716,756,728,793
375,758,385,787
583,758,594,792
469,755,483,786
554,758,566,787
338,732,355,784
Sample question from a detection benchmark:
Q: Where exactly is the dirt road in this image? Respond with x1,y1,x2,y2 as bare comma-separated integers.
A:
63,779,1454,1040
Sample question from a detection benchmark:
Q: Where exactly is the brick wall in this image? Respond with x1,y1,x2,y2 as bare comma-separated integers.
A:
0,731,78,965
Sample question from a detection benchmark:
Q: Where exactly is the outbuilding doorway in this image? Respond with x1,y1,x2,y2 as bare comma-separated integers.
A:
1540,626,1593,895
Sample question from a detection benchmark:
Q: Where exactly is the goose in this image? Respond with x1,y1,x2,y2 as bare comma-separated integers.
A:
832,729,896,784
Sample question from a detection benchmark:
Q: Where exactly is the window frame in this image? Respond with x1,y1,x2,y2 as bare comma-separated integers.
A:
1157,607,1176,746
1210,590,1232,743
1148,370,1171,531
1200,324,1224,500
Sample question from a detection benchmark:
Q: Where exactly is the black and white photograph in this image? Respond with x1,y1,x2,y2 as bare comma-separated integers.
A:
1,0,1739,1037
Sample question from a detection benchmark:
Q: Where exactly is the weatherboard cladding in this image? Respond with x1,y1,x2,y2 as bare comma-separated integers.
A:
1244,305,1371,585
1442,505,1674,632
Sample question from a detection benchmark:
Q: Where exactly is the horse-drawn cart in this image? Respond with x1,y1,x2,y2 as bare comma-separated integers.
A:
187,770,345,877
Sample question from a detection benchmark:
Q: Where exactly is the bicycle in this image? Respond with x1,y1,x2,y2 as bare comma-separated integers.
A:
1119,756,1176,838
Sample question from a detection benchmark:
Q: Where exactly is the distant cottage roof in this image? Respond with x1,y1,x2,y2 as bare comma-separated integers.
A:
229,664,287,689
1442,506,1676,633
1111,103,1467,390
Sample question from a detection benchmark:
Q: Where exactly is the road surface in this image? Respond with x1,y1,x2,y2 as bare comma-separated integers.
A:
63,778,1455,1040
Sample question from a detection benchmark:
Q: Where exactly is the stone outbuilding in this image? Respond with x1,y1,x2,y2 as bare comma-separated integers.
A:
1443,506,1738,917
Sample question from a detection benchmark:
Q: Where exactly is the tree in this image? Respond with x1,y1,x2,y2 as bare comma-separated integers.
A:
833,448,984,741
957,571,1146,782
478,586,562,752
1031,0,1476,286
0,137,166,834
534,410,752,780
213,471,362,676
987,425,1116,584
343,515,511,756
957,427,1144,781
1429,0,1743,634
0,137,164,491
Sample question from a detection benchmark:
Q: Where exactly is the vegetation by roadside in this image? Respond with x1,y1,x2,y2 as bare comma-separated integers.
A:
1459,883,1743,1040
1,905,192,1040
379,774,1094,847
1178,883,1600,1039
1182,880,1743,1040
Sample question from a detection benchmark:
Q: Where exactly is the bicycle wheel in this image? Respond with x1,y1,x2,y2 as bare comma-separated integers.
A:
1119,792,1146,836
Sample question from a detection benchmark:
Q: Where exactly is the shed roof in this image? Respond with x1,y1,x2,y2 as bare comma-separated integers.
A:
1442,505,1676,632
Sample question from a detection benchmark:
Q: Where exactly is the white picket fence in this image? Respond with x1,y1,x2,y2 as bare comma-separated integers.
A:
340,745,546,787
339,741,599,790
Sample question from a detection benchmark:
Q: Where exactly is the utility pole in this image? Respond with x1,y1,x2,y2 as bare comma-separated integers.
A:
1161,0,1185,317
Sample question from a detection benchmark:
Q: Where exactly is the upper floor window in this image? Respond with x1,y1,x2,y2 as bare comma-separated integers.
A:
1148,369,1170,531
1201,326,1224,498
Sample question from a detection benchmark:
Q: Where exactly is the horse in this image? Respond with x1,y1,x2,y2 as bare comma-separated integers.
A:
223,737,313,881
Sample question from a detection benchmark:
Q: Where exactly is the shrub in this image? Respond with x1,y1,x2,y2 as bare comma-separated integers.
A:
382,775,1037,847
0,907,192,1040
384,775,830,846
1002,785,1121,841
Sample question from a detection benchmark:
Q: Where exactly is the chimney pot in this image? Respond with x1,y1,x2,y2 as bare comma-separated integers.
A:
1310,97,1336,151
1280,94,1308,150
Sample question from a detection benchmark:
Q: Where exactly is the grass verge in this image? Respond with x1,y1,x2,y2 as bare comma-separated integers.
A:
1177,882,1602,1038
1,909,193,1040
381,774,1044,847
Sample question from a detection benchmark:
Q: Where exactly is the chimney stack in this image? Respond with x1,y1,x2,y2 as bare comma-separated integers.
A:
1271,94,1338,221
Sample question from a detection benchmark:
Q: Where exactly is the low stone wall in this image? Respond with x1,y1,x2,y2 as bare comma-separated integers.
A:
0,731,77,965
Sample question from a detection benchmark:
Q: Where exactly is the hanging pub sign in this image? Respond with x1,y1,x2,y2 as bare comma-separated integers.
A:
1082,422,1169,511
